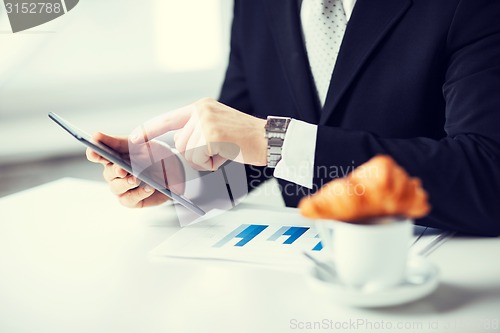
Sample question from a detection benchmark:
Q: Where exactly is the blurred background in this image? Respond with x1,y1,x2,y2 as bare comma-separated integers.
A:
0,0,234,197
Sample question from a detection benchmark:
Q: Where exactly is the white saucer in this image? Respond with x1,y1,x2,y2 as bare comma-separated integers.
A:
306,256,439,308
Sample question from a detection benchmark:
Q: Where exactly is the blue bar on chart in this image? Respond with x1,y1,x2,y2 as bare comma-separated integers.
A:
268,226,310,244
312,234,323,251
312,241,323,251
213,224,268,248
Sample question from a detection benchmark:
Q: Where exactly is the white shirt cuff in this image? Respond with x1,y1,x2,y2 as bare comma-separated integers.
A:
273,119,317,189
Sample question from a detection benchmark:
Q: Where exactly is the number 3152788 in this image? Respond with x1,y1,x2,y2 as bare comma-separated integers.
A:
5,2,62,14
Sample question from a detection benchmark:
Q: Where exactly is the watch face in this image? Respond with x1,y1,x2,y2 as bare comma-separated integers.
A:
266,117,290,131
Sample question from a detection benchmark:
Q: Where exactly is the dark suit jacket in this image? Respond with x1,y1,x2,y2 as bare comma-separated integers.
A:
218,0,500,236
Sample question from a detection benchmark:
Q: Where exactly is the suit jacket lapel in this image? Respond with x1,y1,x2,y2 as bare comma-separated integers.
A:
320,0,412,124
264,0,320,124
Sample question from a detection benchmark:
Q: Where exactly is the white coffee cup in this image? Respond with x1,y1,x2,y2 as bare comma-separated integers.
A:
316,217,413,291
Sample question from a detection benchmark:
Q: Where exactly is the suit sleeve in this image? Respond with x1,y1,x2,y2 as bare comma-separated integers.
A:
218,0,272,192
313,0,500,236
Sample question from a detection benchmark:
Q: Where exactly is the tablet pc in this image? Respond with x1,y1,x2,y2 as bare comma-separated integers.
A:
48,112,206,216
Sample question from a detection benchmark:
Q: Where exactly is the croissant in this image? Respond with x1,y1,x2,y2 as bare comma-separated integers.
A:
299,155,430,222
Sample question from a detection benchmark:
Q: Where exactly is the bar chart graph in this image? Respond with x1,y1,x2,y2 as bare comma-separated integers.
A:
268,226,309,244
214,224,269,248
151,207,450,267
212,224,322,252
150,208,327,266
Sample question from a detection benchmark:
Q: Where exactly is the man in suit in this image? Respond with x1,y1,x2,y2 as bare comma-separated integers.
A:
88,0,500,236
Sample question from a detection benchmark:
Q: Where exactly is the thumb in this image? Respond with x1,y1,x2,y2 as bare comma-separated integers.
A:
130,105,194,144
210,142,241,162
93,132,129,152
208,142,242,170
211,155,228,171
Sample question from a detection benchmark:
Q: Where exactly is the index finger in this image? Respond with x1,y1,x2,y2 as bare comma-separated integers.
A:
86,147,110,165
130,105,194,144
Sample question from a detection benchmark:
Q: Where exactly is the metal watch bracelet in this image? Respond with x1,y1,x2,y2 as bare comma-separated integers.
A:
265,116,291,168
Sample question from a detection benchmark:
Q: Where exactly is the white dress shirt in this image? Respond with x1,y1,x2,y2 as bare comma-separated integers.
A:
273,0,357,189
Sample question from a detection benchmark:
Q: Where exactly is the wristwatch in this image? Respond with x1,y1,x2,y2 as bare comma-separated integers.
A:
265,116,292,168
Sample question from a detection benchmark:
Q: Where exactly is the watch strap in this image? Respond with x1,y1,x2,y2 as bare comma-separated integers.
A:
265,117,291,168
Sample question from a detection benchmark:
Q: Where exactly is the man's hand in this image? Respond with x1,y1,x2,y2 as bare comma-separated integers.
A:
86,132,169,208
131,98,267,171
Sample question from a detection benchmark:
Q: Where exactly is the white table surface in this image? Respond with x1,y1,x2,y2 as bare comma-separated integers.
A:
0,178,499,333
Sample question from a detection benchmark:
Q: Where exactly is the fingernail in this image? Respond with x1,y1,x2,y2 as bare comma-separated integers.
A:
144,185,153,193
127,177,135,185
